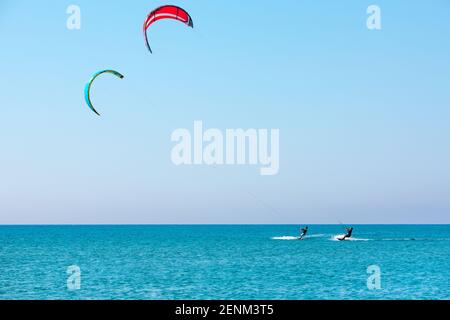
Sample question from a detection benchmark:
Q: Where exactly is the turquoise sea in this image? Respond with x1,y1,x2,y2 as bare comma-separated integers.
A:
0,225,449,300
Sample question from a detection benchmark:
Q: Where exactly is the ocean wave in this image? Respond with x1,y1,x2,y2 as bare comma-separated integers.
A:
305,234,327,238
380,238,450,241
272,235,450,242
271,236,299,240
271,234,329,241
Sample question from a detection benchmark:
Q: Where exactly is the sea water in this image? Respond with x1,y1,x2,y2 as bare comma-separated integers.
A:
0,225,448,300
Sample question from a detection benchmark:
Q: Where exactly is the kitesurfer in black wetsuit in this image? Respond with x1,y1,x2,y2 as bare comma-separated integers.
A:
299,226,308,240
340,227,353,241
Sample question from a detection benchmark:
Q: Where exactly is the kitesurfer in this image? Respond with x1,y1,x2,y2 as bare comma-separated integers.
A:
299,226,308,240
339,227,353,241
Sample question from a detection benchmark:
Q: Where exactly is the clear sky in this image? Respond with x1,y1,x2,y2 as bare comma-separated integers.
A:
0,1,449,224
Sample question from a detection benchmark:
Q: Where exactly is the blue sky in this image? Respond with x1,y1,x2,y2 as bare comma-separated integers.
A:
0,0,449,224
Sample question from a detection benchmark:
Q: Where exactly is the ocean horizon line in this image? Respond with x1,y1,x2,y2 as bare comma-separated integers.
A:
0,223,448,226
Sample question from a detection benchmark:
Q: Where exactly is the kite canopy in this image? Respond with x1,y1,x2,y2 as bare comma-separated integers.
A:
84,70,124,116
143,5,194,53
